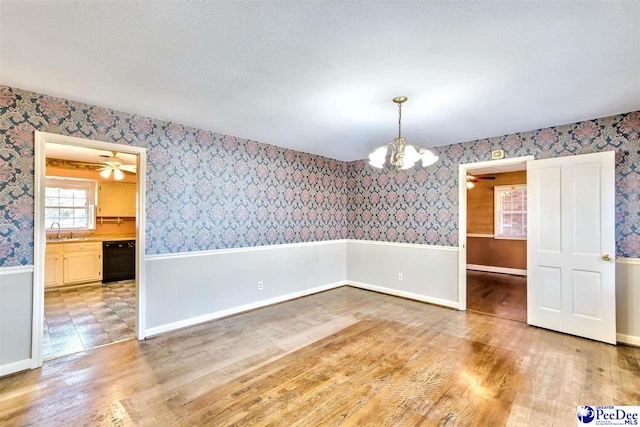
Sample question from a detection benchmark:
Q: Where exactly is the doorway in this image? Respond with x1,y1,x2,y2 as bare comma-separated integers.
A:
32,132,147,368
457,156,534,318
466,167,528,321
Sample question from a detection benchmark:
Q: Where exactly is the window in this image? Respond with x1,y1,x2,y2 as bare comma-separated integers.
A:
494,185,527,239
45,178,96,230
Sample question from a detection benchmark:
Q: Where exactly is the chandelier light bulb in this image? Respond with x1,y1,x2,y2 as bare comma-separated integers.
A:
113,168,124,180
100,168,112,179
401,145,421,170
421,149,439,167
368,146,388,169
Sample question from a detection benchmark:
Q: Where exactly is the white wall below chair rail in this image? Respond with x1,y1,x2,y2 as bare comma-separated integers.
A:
345,240,460,308
144,240,348,335
0,265,34,376
616,258,640,346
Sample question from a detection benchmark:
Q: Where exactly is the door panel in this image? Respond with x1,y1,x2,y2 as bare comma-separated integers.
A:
537,167,562,253
528,151,616,344
538,266,562,312
572,163,601,255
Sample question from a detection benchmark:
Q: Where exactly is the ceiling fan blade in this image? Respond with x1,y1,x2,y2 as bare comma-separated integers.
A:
119,165,137,173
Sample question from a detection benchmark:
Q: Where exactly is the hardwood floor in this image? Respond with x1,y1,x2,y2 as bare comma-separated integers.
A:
1,286,638,426
467,270,527,322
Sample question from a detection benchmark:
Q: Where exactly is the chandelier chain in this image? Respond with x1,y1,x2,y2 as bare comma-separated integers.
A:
397,102,402,140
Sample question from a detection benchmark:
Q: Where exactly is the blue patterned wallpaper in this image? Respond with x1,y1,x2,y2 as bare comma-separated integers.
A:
1,85,638,267
0,86,349,266
347,112,640,258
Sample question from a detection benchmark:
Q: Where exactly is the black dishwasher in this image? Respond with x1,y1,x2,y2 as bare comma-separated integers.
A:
103,240,136,283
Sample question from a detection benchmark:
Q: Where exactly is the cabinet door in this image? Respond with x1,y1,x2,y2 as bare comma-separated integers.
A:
63,251,102,284
123,183,136,217
98,182,125,217
98,182,136,217
44,253,63,288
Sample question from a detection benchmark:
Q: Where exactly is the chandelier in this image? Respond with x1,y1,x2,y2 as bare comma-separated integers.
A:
368,96,439,170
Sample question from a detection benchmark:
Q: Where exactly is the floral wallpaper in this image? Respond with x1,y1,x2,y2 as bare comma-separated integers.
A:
347,111,640,258
1,84,638,267
0,85,349,267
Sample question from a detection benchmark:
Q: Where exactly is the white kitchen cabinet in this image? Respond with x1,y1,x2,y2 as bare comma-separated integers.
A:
98,182,136,217
44,245,63,288
63,251,102,285
45,241,103,288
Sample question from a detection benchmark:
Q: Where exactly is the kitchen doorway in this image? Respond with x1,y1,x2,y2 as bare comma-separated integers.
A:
32,132,147,368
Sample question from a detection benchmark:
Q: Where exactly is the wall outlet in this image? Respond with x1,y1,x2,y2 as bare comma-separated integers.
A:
258,281,264,290
397,273,403,281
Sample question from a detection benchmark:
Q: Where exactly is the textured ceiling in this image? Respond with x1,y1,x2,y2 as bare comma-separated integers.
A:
1,1,639,161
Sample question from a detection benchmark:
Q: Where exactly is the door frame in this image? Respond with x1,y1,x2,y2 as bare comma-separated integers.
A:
32,131,147,369
457,155,535,311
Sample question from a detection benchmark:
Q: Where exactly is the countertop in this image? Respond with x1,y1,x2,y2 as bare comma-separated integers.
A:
46,235,136,244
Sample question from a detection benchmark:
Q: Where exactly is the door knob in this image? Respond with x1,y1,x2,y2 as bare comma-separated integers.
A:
601,254,612,262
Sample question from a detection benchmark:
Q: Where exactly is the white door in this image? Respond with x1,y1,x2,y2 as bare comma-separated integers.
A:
527,151,616,344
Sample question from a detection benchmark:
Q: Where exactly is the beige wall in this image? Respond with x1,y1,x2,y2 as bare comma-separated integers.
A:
467,237,527,269
467,170,526,269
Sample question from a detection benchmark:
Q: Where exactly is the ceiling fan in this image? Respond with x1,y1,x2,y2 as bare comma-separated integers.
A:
97,152,136,180
466,174,495,189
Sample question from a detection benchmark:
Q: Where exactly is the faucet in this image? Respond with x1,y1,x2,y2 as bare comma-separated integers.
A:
50,222,61,240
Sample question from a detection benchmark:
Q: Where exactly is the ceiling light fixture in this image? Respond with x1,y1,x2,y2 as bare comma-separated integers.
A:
368,96,439,170
96,151,136,181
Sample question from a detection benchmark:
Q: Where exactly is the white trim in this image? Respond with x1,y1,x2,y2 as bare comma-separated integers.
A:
0,265,34,276
467,233,495,238
33,131,147,370
347,281,459,309
146,239,458,261
144,280,347,337
458,155,534,312
616,257,640,265
0,358,32,377
467,264,528,276
345,239,459,252
147,239,349,261
617,333,640,347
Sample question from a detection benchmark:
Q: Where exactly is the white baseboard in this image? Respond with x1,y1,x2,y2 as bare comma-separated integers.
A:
347,281,459,310
467,264,527,276
144,280,348,337
617,333,640,347
0,358,32,377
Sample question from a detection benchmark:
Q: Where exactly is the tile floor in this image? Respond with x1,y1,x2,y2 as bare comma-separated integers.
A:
43,281,136,360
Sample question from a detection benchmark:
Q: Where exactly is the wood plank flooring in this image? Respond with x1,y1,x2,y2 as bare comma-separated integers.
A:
467,270,527,322
1,286,638,426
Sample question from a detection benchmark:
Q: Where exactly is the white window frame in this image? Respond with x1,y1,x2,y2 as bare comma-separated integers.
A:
494,184,527,240
45,177,97,231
